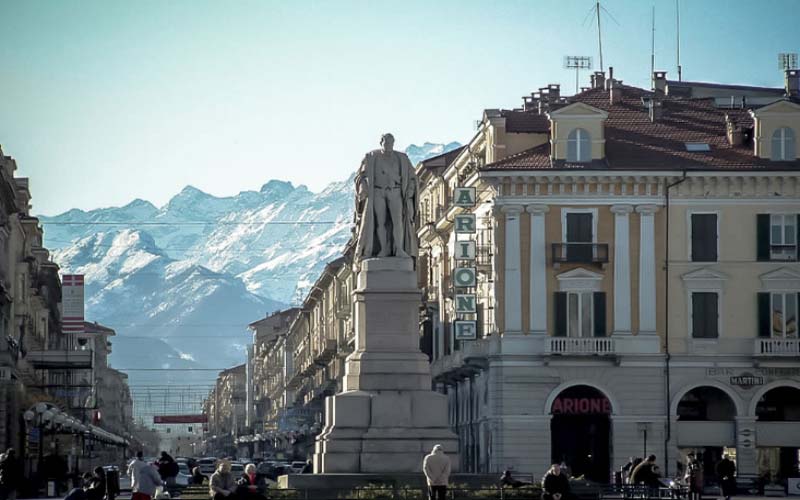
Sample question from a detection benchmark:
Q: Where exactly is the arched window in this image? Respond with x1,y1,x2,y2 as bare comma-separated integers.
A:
567,128,591,162
771,127,796,161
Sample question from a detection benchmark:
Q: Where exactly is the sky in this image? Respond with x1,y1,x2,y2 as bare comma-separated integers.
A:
1,0,798,215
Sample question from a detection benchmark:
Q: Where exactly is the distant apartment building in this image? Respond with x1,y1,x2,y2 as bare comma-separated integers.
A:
203,363,246,456
416,68,800,482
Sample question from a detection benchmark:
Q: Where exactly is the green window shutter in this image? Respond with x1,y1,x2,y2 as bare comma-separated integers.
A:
756,214,770,262
554,292,567,337
758,292,771,338
593,292,607,337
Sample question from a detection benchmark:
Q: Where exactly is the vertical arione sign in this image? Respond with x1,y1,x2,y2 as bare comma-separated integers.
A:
62,274,85,334
453,187,478,341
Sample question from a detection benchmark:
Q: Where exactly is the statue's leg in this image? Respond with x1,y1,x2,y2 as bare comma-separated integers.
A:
388,188,407,257
374,189,390,257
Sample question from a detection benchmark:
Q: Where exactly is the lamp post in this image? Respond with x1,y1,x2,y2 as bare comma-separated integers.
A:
24,403,55,494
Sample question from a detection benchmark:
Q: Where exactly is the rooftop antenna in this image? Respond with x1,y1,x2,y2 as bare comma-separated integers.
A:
582,1,619,74
564,56,593,94
676,0,682,81
779,52,798,71
651,5,656,89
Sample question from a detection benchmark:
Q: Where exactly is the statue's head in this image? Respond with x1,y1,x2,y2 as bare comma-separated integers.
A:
380,133,395,153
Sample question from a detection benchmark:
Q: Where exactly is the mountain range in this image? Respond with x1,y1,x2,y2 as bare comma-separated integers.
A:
41,142,461,396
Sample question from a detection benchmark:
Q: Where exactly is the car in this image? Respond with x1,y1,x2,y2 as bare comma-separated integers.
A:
290,461,307,474
197,457,217,475
230,462,245,475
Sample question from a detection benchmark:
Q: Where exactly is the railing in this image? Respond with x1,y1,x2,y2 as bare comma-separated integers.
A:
313,339,337,365
476,245,493,267
769,244,798,261
755,338,800,356
546,337,616,355
551,242,609,265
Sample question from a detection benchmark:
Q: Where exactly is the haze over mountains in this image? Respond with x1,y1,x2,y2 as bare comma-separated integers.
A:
41,142,460,393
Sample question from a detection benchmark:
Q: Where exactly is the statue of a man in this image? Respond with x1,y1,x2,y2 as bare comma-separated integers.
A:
354,133,418,260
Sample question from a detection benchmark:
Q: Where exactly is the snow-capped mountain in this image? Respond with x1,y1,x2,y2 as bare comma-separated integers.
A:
41,142,460,385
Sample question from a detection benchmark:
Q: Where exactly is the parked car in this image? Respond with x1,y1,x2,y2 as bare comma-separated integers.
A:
175,462,192,486
290,461,307,474
230,462,245,475
197,457,217,475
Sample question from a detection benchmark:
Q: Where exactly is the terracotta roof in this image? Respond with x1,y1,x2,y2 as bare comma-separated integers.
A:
419,145,466,168
502,110,550,133
483,84,800,171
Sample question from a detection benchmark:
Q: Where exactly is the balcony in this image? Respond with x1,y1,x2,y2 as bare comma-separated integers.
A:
476,245,493,268
754,338,800,357
430,337,498,382
26,349,93,369
313,339,337,365
551,243,609,266
546,337,615,356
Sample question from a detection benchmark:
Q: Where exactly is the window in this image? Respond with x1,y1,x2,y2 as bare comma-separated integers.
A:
565,211,593,262
691,292,719,338
771,127,796,161
771,214,797,260
685,142,711,152
567,128,591,162
759,292,798,338
554,291,606,337
691,213,718,262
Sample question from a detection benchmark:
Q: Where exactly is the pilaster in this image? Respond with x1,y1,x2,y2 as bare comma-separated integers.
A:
502,205,523,334
611,205,633,335
636,205,659,334
527,205,549,335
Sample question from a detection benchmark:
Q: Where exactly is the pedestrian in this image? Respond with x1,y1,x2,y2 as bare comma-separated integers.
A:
631,455,662,493
85,467,107,500
156,452,178,484
422,444,451,500
684,453,703,500
542,464,573,500
500,470,531,489
128,451,163,500
627,457,643,485
235,464,266,500
191,467,206,485
209,459,236,500
0,449,21,500
716,455,736,500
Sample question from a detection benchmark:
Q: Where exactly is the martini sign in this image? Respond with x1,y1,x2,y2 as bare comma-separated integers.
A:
453,187,478,340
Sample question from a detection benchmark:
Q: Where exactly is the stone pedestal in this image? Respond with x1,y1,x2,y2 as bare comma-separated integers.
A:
313,258,459,473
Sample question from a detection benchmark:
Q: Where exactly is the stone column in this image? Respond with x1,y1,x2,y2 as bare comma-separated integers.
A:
502,205,523,334
735,416,758,476
527,205,549,335
611,205,633,335
636,205,659,334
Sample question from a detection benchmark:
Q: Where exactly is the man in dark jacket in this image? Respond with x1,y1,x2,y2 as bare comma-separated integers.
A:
0,449,21,500
542,464,572,500
631,455,661,489
716,455,736,500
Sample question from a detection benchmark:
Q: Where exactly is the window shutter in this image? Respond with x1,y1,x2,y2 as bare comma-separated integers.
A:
593,292,607,337
706,293,719,339
757,214,771,261
758,293,771,338
554,292,567,337
797,215,800,261
691,293,703,338
567,136,577,162
691,214,717,262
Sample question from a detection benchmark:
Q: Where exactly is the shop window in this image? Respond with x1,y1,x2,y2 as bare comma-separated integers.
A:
758,292,798,338
554,291,606,337
691,213,718,262
771,127,796,161
567,128,591,163
691,292,719,339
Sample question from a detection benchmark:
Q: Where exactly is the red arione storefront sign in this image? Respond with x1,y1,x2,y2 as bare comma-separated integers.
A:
552,397,611,415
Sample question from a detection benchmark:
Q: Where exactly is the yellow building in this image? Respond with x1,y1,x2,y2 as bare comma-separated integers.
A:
418,69,800,482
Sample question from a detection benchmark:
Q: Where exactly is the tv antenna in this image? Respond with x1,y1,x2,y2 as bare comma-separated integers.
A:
779,53,798,71
564,56,593,93
651,5,656,89
675,0,682,81
582,1,619,73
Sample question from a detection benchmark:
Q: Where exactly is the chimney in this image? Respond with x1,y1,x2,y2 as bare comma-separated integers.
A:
590,74,596,88
605,67,614,90
649,99,663,122
593,71,606,89
653,71,667,95
548,84,560,102
523,92,539,112
725,114,743,146
609,69,623,105
786,69,800,97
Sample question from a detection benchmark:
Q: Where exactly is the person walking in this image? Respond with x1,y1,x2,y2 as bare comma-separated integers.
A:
156,452,178,485
685,453,704,500
209,460,236,500
422,444,451,500
0,449,21,500
716,455,736,500
128,451,163,500
542,464,572,500
235,464,266,500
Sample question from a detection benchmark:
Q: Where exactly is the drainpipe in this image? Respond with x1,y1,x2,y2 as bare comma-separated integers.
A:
663,171,687,477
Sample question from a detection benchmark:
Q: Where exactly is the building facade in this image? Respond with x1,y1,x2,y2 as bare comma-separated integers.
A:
417,69,800,483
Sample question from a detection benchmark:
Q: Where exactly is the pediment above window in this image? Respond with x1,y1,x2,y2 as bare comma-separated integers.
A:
760,266,800,291
682,267,728,290
547,102,609,119
556,267,604,291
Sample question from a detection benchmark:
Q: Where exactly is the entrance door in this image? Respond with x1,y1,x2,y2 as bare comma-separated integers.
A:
550,385,612,483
